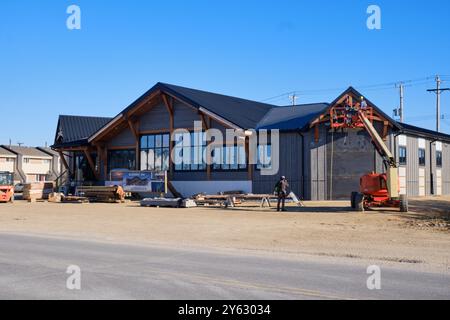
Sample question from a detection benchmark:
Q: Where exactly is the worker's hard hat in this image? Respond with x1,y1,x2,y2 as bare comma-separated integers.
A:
281,176,286,180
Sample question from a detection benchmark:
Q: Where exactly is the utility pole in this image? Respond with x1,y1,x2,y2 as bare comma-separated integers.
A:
427,75,450,132
289,93,298,106
396,82,404,122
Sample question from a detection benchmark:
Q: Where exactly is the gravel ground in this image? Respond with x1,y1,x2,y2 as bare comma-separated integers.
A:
0,196,449,272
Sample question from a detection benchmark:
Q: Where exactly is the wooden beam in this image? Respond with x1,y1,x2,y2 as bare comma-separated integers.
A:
58,150,71,175
162,93,175,178
83,148,99,179
382,121,389,141
126,118,139,141
314,124,320,143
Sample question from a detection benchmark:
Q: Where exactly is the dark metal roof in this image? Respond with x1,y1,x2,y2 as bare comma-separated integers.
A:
398,122,450,142
53,115,112,147
119,82,276,129
257,103,330,130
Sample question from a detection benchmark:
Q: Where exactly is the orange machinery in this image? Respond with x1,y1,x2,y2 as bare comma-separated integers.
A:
330,97,407,212
351,109,408,212
0,172,14,203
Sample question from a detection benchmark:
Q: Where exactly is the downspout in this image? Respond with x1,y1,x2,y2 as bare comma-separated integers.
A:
429,139,437,195
298,131,306,200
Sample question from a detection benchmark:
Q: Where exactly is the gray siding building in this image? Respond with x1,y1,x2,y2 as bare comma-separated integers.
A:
52,83,450,200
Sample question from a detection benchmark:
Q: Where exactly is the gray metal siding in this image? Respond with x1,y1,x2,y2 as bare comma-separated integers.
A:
406,136,419,196
140,103,170,132
443,143,450,195
302,125,327,201
252,132,303,197
106,127,135,148
173,102,199,128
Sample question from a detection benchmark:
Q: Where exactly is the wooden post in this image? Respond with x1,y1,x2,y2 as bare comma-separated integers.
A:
83,148,99,180
162,94,175,178
58,150,71,175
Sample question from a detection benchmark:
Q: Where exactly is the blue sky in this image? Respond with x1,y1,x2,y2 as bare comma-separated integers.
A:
1,0,450,146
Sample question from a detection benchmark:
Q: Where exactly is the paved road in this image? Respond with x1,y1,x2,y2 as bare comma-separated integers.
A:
0,234,448,300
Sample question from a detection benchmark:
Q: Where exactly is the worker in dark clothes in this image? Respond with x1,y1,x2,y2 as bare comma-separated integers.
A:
274,176,289,212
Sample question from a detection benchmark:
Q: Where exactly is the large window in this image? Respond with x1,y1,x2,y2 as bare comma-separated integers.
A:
108,149,136,173
140,134,170,171
174,132,207,171
418,148,426,166
436,150,443,167
257,144,272,170
399,146,407,165
212,144,247,171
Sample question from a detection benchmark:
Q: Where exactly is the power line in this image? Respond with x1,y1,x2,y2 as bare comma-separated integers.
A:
261,76,435,102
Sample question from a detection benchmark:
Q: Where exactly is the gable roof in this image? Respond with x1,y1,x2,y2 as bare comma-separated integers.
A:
257,103,330,130
326,86,402,130
3,146,52,158
0,146,16,157
159,83,275,129
398,122,450,143
53,115,112,147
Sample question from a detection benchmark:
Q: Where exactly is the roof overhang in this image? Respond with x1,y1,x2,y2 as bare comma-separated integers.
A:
86,84,243,144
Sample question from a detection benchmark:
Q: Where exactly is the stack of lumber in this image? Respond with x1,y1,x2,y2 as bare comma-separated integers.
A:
62,196,89,204
75,186,125,203
23,182,55,201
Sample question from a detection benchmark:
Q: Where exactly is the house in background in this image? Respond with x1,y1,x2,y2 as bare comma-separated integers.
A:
0,146,60,183
0,146,18,183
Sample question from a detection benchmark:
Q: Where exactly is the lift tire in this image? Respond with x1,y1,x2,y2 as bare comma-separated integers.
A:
354,193,365,212
400,195,408,213
350,192,358,209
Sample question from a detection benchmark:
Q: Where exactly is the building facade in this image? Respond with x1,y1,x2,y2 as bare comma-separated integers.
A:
51,83,450,200
0,146,61,183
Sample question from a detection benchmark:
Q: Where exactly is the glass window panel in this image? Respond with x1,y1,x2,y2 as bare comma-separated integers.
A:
148,135,155,148
140,150,148,171
238,145,247,169
163,134,170,148
191,146,198,171
140,136,148,149
162,148,170,171
155,149,162,170
155,135,162,148
147,149,155,170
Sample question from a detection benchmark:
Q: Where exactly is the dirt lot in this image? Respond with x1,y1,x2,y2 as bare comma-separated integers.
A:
0,196,449,271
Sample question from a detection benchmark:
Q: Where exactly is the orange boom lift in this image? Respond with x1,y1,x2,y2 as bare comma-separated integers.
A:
329,96,408,212
0,172,14,203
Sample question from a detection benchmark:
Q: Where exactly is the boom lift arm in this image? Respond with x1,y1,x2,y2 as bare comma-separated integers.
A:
357,110,399,199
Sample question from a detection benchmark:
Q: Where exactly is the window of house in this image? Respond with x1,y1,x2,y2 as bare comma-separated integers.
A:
418,148,426,166
436,150,443,167
257,144,272,170
398,146,407,165
140,133,170,171
43,159,51,164
107,149,136,173
6,158,14,163
173,132,207,171
23,158,30,163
